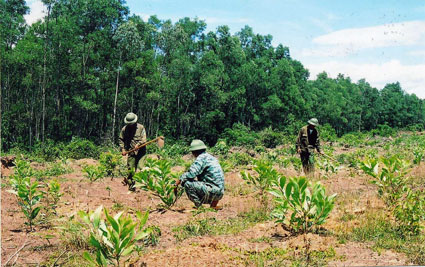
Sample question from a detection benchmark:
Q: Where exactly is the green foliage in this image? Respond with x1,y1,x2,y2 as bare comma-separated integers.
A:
371,124,396,137
7,176,43,231
79,206,150,267
228,152,253,167
269,176,337,233
82,165,106,183
99,151,121,177
63,138,99,159
209,139,230,156
223,123,258,148
241,160,279,205
133,159,183,209
43,179,63,214
413,149,424,165
361,156,425,234
258,127,284,148
316,157,340,177
360,156,409,206
320,123,338,142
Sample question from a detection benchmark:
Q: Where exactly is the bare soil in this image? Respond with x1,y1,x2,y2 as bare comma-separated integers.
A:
1,157,412,266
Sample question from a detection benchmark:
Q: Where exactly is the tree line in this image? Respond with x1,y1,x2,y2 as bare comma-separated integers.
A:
1,0,424,151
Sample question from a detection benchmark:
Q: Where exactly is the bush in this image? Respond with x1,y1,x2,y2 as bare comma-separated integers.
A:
79,206,150,266
320,123,337,142
371,124,396,137
258,127,284,148
241,160,280,206
63,137,99,159
82,164,105,182
99,151,121,177
7,176,43,231
133,159,183,209
269,176,336,233
223,123,259,148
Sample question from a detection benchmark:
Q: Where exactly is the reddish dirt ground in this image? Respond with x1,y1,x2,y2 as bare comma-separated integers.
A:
1,157,412,266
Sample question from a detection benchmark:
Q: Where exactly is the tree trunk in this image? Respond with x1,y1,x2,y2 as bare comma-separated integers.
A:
112,53,121,142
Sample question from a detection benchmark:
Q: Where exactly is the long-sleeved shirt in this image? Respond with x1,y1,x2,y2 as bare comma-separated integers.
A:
180,152,225,194
119,123,147,156
296,125,321,153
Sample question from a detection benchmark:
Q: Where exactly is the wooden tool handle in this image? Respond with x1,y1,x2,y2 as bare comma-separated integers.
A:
124,136,164,155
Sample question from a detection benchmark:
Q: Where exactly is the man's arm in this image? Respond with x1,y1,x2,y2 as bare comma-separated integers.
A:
179,157,205,185
296,129,302,153
133,125,147,147
315,130,322,153
119,127,126,155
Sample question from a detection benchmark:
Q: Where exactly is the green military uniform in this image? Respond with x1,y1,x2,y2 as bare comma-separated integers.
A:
180,151,225,208
296,118,321,174
119,113,147,189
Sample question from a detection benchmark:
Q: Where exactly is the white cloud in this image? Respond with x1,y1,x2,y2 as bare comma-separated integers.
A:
306,60,425,98
408,50,425,57
307,20,425,56
24,0,45,25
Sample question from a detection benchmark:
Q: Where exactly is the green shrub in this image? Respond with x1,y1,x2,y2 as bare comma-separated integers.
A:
241,160,280,206
82,164,105,182
223,123,258,148
229,152,252,167
258,127,284,148
7,176,43,231
210,139,229,156
371,124,396,137
269,176,336,233
320,123,337,142
361,156,424,234
43,179,63,214
99,151,121,177
79,206,150,267
133,159,183,209
63,137,99,159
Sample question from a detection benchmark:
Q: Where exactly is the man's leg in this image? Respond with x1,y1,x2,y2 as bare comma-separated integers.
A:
126,156,136,190
183,181,209,208
300,151,310,174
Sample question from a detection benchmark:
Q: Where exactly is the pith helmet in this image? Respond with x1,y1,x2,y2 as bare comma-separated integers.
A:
308,118,319,126
189,139,207,151
124,112,138,125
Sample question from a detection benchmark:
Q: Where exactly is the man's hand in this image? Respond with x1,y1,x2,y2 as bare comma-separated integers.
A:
174,179,181,194
297,148,301,154
122,150,127,156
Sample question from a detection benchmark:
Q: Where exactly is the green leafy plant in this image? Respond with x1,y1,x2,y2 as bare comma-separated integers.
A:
361,156,424,234
82,164,105,182
43,179,63,214
133,159,183,209
316,158,340,177
79,206,150,267
413,149,424,165
360,156,410,206
241,160,280,206
7,176,43,231
269,176,336,233
99,151,121,177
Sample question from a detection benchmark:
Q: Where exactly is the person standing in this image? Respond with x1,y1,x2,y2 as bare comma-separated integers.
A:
119,112,147,191
175,140,225,210
296,118,323,174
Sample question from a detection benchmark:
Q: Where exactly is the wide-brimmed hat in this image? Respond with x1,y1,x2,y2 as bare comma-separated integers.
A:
308,118,319,126
124,112,138,124
189,139,207,151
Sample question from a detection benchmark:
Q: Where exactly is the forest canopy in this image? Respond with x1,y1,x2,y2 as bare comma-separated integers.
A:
1,0,424,150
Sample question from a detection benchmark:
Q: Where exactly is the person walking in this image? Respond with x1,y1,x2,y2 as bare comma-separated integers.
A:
296,118,323,174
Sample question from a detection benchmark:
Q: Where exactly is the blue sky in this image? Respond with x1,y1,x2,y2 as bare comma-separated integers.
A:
25,0,425,97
